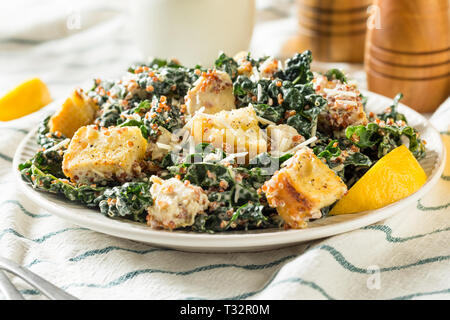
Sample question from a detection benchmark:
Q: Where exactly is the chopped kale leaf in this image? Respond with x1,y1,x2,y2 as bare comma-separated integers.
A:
95,182,153,223
37,116,67,149
325,68,347,83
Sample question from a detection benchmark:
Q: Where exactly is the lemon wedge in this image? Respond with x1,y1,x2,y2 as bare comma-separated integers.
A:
330,145,427,215
441,132,450,178
0,78,52,121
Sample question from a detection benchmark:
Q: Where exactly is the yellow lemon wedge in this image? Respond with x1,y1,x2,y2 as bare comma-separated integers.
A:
441,131,450,178
330,145,427,215
0,78,52,121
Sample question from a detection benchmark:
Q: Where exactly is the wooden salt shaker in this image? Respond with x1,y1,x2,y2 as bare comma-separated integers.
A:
291,0,373,62
365,0,450,113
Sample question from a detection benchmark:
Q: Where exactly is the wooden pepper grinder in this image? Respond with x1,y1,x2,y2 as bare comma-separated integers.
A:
365,0,450,113
289,0,373,62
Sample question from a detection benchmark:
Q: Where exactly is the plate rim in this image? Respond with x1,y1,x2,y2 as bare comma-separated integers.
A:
12,90,446,252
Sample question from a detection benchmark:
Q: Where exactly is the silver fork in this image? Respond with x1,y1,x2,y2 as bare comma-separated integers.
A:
0,256,78,300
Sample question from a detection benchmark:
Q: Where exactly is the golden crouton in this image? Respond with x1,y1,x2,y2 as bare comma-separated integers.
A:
185,69,235,115
49,89,98,138
62,125,147,184
313,74,368,134
191,105,267,159
266,124,304,153
262,147,347,228
146,176,209,230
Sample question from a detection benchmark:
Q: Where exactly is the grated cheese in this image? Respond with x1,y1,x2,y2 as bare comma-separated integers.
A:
219,152,248,164
277,136,318,159
182,106,205,130
248,103,277,127
234,184,241,203
257,84,263,102
323,88,358,98
156,142,173,150
250,65,261,81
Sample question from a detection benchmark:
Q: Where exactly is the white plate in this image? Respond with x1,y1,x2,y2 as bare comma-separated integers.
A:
13,91,446,252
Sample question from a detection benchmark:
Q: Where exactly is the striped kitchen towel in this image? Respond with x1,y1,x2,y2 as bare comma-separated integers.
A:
0,0,449,300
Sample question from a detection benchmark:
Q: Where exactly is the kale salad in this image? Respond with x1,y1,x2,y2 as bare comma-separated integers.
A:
18,50,426,233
